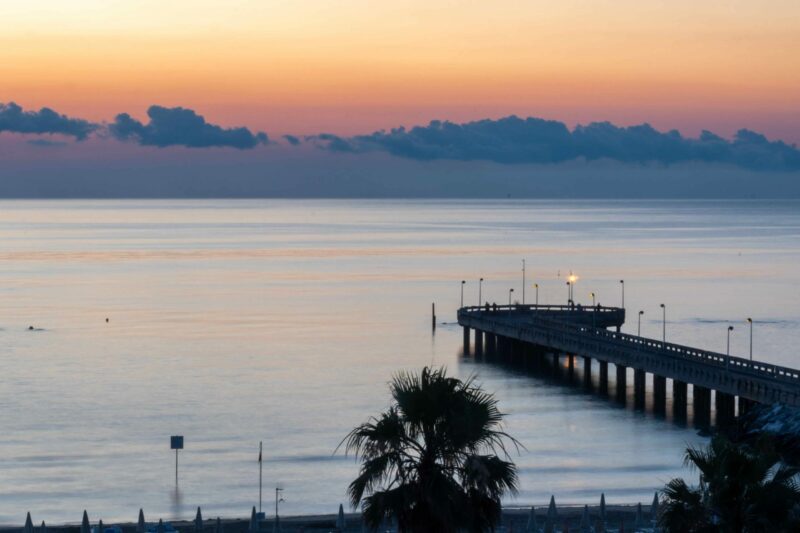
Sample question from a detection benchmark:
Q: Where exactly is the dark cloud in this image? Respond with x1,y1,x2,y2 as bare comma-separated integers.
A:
310,116,800,171
283,134,301,146
0,102,98,140
109,105,269,149
26,139,68,148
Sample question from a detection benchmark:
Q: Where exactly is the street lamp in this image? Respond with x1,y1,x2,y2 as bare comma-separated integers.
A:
522,259,526,305
478,278,484,306
727,325,734,356
747,318,753,361
566,282,571,306
619,279,625,308
660,304,666,344
638,310,644,336
567,273,577,302
508,288,514,307
591,292,596,306
534,283,539,306
460,280,465,308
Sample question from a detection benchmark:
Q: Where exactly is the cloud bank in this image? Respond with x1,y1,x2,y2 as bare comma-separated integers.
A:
110,105,269,149
0,102,98,140
310,116,800,171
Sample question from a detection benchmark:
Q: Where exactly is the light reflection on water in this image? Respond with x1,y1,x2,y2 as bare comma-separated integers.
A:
0,199,799,523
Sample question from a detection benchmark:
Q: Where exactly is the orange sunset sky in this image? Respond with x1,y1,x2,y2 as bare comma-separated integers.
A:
2,0,799,141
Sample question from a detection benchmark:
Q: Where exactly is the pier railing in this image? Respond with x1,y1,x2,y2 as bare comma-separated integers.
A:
458,306,800,386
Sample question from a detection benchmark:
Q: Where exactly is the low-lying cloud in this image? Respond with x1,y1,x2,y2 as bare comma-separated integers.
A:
110,105,269,149
310,116,800,171
0,102,98,140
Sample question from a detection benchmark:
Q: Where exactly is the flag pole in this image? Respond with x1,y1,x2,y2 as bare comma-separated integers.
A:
258,441,263,514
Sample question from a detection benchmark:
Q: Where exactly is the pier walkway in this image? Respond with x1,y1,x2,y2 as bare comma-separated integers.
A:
457,304,800,425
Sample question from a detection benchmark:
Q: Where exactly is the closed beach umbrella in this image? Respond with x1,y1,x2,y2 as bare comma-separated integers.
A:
580,505,590,533
336,504,346,531
249,507,257,533
215,518,222,533
650,491,659,523
40,521,47,533
634,502,644,530
195,507,203,533
544,495,558,533
24,512,34,533
526,506,538,532
157,519,165,533
137,510,146,533
546,495,557,521
98,519,104,533
600,493,607,525
81,511,90,533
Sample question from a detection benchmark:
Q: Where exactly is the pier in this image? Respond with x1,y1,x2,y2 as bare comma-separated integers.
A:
457,304,800,425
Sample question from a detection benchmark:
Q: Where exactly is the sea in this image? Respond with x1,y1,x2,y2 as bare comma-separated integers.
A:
1,199,799,524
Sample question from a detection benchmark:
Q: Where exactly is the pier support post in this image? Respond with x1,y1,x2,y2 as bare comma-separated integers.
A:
583,356,592,388
693,386,711,428
673,380,688,421
616,364,627,403
653,375,667,414
474,330,483,357
634,369,646,409
552,353,560,377
738,397,756,417
715,391,736,427
567,354,575,381
463,327,470,354
511,340,523,366
598,360,609,395
485,333,496,357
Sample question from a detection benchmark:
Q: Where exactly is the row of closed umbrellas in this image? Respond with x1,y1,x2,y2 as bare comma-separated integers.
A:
22,504,349,533
524,492,660,533
20,494,654,533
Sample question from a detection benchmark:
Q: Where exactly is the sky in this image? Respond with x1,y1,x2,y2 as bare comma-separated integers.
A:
1,0,799,197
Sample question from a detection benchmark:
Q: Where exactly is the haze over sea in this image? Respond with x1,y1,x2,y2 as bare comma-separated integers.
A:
1,199,799,524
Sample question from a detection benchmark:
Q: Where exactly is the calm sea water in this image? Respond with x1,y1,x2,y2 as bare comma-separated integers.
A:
1,199,799,524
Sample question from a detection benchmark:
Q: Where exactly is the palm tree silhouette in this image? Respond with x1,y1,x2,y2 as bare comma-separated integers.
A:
659,436,800,532
340,367,520,532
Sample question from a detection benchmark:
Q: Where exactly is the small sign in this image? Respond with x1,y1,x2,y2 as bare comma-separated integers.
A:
171,436,184,450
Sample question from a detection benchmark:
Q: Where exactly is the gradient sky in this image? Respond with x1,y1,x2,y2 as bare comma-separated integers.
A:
3,0,799,141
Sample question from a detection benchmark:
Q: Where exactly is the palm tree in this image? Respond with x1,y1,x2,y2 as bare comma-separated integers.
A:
659,436,800,532
339,367,519,532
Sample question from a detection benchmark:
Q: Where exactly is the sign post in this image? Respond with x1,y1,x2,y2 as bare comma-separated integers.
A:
171,436,184,484
258,441,263,515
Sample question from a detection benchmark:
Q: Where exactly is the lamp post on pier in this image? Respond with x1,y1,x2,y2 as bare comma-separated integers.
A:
727,325,734,356
534,283,539,306
591,292,596,306
747,318,753,360
619,279,625,308
566,282,571,306
522,259,526,305
478,278,484,306
460,280,465,308
508,288,514,308
638,310,644,336
660,304,666,345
